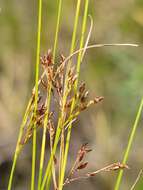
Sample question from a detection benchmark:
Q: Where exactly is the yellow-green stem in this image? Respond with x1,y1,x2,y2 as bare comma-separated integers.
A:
114,97,143,190
7,97,33,190
53,0,63,61
31,0,42,189
40,126,61,190
37,86,51,190
58,128,65,184
61,0,81,106
58,1,89,189
42,0,81,189
44,0,63,189
55,0,82,187
69,0,81,55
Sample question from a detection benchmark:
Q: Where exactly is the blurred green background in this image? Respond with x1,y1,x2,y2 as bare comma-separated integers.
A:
0,0,143,189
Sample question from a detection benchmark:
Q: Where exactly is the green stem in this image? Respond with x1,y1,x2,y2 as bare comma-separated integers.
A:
41,126,61,190
43,1,81,188
31,128,37,190
61,0,81,107
37,86,51,190
70,0,81,54
53,0,63,61
58,128,65,184
114,98,143,190
44,0,63,189
58,1,89,189
31,0,42,189
75,0,89,78
7,97,33,190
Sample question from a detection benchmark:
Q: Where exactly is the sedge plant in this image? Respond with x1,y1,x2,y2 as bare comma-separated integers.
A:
7,0,140,190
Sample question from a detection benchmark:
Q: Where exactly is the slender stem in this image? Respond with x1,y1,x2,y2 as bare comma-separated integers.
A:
41,1,80,189
31,0,42,189
42,0,80,189
70,0,81,54
62,43,138,67
75,0,89,78
31,129,37,190
50,134,57,190
58,1,89,189
37,86,51,190
114,98,143,190
8,64,47,190
41,126,61,190
8,155,18,190
130,170,143,190
60,0,81,109
58,0,81,116
7,98,33,190
53,0,63,61
43,0,63,189
58,128,65,184
58,0,82,187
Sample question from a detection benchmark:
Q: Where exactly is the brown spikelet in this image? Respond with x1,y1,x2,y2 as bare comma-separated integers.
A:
76,162,88,171
87,162,129,177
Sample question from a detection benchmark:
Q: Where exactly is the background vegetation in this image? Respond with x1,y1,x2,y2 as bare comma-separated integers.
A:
0,0,143,189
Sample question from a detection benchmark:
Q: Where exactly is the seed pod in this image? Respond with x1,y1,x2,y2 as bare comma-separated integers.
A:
80,90,89,103
78,143,92,162
94,96,104,103
60,54,65,62
53,155,57,165
76,162,88,170
79,103,87,111
41,79,48,89
79,82,86,94
65,98,72,108
47,120,55,138
71,74,78,85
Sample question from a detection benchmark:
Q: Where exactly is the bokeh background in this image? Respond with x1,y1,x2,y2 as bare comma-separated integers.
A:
0,0,143,189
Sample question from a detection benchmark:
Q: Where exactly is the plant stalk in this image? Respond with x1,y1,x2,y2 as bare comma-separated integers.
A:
114,98,143,190
31,0,43,189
